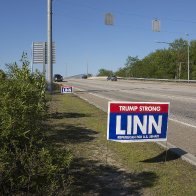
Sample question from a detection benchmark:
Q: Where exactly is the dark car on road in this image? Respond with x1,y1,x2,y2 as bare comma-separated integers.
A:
111,76,117,81
107,76,111,81
107,76,117,81
82,74,88,79
54,74,63,82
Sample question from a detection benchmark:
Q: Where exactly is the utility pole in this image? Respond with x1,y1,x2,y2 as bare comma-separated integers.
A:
47,0,53,92
187,40,190,82
87,61,89,76
179,62,182,80
185,34,190,82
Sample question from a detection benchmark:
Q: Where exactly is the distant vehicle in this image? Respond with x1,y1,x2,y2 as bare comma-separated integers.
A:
54,74,63,82
82,74,88,79
107,76,111,81
111,76,117,81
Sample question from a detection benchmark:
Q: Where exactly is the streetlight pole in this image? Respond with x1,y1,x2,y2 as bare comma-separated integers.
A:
47,0,53,93
187,40,190,82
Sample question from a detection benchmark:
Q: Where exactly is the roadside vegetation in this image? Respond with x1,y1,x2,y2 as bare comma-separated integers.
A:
97,38,196,80
1,54,195,195
0,55,72,195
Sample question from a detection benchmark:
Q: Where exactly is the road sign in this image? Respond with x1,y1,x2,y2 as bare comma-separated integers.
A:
152,19,160,32
32,42,56,64
105,13,114,25
107,102,170,142
61,86,73,94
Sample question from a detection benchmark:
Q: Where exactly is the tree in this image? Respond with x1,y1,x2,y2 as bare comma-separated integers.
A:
115,67,127,77
97,68,113,76
98,38,196,80
118,38,195,79
190,40,196,79
125,56,139,68
114,56,140,77
168,39,188,79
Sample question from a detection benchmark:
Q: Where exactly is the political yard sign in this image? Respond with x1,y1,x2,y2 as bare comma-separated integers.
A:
107,102,170,142
61,86,73,94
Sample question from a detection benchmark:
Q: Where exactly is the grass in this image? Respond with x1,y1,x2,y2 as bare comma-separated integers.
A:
47,91,196,195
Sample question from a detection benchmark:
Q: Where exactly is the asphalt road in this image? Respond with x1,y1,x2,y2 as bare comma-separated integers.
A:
64,78,196,165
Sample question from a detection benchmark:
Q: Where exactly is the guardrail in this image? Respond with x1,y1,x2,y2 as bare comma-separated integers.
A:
86,76,196,83
119,77,196,83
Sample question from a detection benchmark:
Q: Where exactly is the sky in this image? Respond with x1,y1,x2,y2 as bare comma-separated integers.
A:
0,0,196,77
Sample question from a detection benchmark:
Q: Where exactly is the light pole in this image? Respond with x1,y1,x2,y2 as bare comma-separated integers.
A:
186,34,190,82
47,0,53,93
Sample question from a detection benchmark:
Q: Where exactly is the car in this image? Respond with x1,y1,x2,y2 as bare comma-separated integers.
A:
107,76,111,81
82,74,88,79
54,74,63,82
111,76,117,81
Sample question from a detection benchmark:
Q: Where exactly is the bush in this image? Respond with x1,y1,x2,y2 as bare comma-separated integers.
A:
0,55,72,195
0,69,6,79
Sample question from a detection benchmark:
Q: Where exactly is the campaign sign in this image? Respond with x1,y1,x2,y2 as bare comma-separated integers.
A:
61,86,73,94
107,102,170,142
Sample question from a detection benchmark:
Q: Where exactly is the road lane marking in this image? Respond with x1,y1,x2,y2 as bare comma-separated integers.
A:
169,118,196,129
71,81,196,102
120,89,196,102
74,87,196,130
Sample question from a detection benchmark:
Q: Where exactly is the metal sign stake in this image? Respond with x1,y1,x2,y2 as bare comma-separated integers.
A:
164,141,168,163
106,140,109,165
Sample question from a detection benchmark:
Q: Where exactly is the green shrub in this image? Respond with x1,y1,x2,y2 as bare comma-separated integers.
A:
0,69,6,79
0,55,72,195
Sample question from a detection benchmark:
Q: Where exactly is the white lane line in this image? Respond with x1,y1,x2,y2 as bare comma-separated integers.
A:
74,87,196,129
71,81,196,102
121,89,196,102
169,118,196,129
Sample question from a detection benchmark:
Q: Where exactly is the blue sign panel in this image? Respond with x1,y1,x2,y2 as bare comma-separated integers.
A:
107,102,170,142
61,86,73,94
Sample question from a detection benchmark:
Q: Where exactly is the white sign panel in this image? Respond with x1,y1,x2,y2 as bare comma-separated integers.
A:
61,86,73,94
32,42,56,64
107,102,170,142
